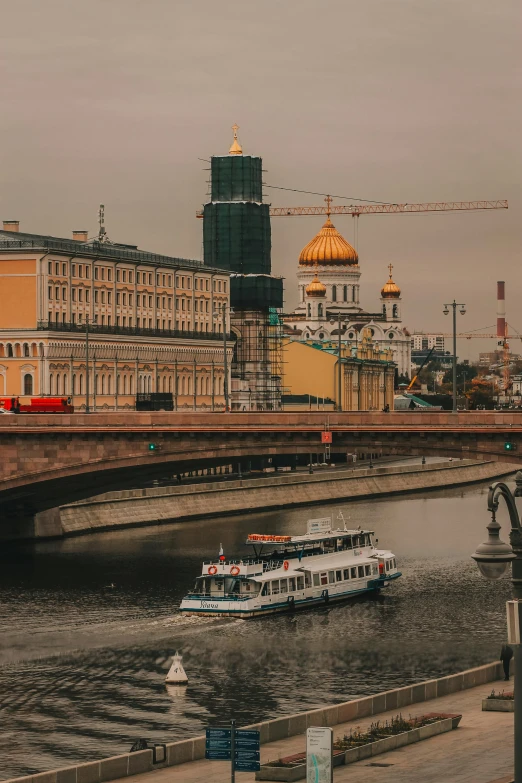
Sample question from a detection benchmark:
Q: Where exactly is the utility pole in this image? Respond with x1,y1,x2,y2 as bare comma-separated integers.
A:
85,317,90,414
443,300,466,412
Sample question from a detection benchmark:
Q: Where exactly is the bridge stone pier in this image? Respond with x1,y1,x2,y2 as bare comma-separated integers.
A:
1,411,521,540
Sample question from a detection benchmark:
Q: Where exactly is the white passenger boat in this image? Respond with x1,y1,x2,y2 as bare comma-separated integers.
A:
179,515,401,618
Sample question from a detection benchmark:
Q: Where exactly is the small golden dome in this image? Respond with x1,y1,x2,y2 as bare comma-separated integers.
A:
299,217,358,267
229,123,243,155
381,264,401,298
306,272,327,297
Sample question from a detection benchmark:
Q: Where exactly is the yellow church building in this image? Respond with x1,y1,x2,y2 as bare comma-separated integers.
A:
283,329,395,411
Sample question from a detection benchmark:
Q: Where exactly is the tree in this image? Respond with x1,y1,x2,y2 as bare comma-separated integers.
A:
466,378,495,409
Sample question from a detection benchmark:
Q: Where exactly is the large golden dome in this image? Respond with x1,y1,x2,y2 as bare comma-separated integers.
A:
381,265,401,298
306,272,327,298
299,217,359,267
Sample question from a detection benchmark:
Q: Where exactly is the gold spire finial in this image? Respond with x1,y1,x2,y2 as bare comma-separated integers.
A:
324,195,333,218
388,263,393,278
229,123,243,155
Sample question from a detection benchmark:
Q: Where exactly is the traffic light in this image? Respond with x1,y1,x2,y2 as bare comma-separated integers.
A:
504,441,517,452
148,442,161,452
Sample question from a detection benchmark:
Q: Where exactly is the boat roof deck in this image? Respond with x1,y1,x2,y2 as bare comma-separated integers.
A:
247,529,375,547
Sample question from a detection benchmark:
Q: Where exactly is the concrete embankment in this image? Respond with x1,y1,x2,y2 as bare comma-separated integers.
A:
2,659,508,783
37,459,518,538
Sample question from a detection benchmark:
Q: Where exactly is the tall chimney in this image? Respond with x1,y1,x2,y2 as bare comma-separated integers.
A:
497,280,506,339
3,220,19,232
72,230,89,242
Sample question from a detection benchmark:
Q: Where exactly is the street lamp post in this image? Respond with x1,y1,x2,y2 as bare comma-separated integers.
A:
337,315,342,412
472,472,522,782
84,316,96,414
443,300,466,412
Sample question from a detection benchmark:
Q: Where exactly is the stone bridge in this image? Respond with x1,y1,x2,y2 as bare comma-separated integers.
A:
1,411,521,539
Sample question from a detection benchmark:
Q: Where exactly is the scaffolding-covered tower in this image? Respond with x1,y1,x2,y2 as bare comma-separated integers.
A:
203,127,284,410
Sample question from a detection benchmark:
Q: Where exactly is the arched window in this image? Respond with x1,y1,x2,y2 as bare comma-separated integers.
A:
307,304,311,317
56,374,61,395
318,303,323,317
182,376,186,395
49,374,53,394
108,375,112,395
23,344,29,357
79,373,83,395
188,376,192,395
63,375,67,394
24,374,33,395
352,287,356,302
332,286,337,302
343,286,348,302
169,375,173,393
393,305,398,319
101,375,106,395
72,374,76,394
123,375,127,394
130,375,134,394
7,344,13,358
383,304,387,316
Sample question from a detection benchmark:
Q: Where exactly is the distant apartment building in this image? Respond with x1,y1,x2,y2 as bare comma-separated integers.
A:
411,332,445,352
0,221,231,410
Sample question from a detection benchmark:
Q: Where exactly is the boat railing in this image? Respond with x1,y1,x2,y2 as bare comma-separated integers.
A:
202,558,264,567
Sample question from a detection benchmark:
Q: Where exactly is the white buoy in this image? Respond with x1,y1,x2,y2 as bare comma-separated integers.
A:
165,651,188,685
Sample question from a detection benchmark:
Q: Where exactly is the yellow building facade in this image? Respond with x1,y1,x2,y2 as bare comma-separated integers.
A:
0,222,231,410
283,331,395,411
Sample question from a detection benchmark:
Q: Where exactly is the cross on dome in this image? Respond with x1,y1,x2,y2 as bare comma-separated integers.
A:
229,123,243,155
324,195,333,217
388,263,393,277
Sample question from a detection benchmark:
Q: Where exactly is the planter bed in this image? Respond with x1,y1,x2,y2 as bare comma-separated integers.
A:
255,713,461,782
483,691,514,713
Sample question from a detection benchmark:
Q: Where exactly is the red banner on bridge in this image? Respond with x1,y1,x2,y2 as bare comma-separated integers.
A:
321,431,332,444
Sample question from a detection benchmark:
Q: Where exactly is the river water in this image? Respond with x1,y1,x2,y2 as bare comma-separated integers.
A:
0,471,516,778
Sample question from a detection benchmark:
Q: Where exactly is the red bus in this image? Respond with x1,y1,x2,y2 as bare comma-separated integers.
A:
0,397,74,414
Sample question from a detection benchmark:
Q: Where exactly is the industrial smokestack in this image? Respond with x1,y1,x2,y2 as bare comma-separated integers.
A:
497,280,506,339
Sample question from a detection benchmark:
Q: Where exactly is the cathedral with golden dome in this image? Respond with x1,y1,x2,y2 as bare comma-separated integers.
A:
282,211,411,376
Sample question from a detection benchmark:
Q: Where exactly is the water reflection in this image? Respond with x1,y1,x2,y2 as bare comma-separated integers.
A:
0,477,516,777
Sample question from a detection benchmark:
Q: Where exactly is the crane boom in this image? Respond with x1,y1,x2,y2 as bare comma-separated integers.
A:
269,200,508,217
196,200,508,218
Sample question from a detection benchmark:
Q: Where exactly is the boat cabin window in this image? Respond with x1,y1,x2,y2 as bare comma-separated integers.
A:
313,574,320,587
351,567,357,579
358,566,364,578
328,571,335,584
289,577,296,592
271,580,280,594
343,569,350,580
372,564,378,575
365,565,371,576
336,570,342,582
261,583,269,596
297,576,305,590
280,579,288,594
320,572,328,586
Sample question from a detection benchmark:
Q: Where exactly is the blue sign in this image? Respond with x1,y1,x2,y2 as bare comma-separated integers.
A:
205,727,260,766
235,760,261,772
206,739,231,750
206,749,232,761
236,750,260,761
206,728,231,740
236,729,260,740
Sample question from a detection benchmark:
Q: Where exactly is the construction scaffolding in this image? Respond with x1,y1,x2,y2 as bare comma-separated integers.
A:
230,305,284,412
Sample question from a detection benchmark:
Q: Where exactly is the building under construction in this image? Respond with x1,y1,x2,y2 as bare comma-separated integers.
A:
202,127,284,410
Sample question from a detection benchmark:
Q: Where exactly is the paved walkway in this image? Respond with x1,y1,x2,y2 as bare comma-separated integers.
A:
110,676,514,783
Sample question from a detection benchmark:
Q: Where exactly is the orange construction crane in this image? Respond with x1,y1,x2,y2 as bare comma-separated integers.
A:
196,198,508,218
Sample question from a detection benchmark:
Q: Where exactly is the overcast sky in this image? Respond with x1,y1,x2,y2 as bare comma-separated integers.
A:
1,0,520,358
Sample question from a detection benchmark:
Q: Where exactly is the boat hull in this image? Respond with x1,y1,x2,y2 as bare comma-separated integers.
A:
180,573,401,619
